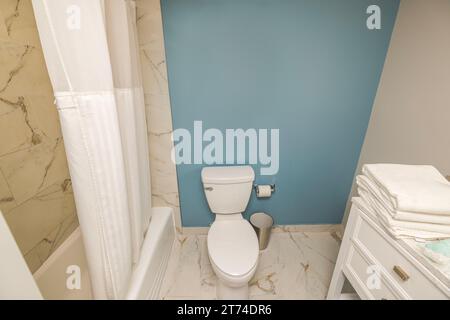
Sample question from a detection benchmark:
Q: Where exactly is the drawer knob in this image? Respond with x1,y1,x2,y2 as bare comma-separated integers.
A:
393,265,409,281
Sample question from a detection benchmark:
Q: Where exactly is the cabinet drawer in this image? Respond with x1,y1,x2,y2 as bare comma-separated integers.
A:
353,214,447,299
344,245,400,300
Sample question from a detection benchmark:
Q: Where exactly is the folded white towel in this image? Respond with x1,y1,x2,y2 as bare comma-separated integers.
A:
352,197,450,240
357,189,450,234
356,175,450,225
362,164,450,215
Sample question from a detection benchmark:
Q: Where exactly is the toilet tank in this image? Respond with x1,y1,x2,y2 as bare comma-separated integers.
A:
201,166,255,214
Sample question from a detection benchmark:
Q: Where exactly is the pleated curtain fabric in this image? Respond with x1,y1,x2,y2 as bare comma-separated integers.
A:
32,0,152,299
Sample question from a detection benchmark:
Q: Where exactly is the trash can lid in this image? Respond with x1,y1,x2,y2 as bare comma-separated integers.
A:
250,212,274,228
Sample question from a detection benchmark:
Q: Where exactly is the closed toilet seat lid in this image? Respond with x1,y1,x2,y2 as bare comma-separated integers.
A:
207,220,259,277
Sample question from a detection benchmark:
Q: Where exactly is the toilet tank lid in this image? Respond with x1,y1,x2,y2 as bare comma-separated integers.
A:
201,166,255,184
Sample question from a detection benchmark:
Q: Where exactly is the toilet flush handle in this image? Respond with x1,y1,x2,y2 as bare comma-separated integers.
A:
204,187,214,191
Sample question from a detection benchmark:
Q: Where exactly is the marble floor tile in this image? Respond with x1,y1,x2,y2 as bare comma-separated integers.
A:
160,230,340,300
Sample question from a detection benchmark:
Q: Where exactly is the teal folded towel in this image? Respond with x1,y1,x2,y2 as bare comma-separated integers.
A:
422,239,450,265
425,239,450,258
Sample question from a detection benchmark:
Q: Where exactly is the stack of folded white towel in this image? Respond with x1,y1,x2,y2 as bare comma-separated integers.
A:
354,164,450,240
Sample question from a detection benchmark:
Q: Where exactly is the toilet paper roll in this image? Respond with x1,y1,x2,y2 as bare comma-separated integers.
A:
256,185,272,198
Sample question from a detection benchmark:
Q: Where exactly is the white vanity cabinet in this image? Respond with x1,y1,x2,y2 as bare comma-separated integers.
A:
328,201,450,300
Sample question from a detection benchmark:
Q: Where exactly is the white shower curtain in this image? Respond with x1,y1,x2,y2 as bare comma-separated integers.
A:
32,0,152,299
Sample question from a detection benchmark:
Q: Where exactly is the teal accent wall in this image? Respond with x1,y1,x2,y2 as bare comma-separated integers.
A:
161,0,399,227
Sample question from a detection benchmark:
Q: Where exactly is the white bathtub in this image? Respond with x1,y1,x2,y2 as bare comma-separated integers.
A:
34,207,175,300
126,207,176,300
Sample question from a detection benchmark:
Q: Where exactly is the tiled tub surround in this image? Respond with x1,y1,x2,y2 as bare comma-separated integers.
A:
136,0,181,230
0,0,77,273
0,0,182,275
161,229,341,300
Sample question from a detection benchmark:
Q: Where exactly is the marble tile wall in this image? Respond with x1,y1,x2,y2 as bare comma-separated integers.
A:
0,0,78,273
136,0,182,230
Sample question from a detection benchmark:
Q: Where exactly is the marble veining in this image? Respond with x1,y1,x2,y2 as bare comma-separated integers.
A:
0,0,77,273
160,230,341,300
0,0,179,273
136,0,182,230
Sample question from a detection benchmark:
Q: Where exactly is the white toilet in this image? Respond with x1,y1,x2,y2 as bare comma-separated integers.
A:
201,165,259,300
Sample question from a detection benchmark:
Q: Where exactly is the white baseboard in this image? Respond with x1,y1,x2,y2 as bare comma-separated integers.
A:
181,224,343,235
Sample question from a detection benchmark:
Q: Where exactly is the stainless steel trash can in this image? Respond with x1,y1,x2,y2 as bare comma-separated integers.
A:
250,212,274,250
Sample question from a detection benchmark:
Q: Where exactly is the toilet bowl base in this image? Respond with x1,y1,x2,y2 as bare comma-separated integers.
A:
217,280,249,300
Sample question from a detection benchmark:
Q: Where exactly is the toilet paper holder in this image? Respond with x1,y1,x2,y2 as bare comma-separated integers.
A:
253,184,276,193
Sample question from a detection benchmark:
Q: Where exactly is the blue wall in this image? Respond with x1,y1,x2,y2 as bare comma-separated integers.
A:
161,0,399,227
